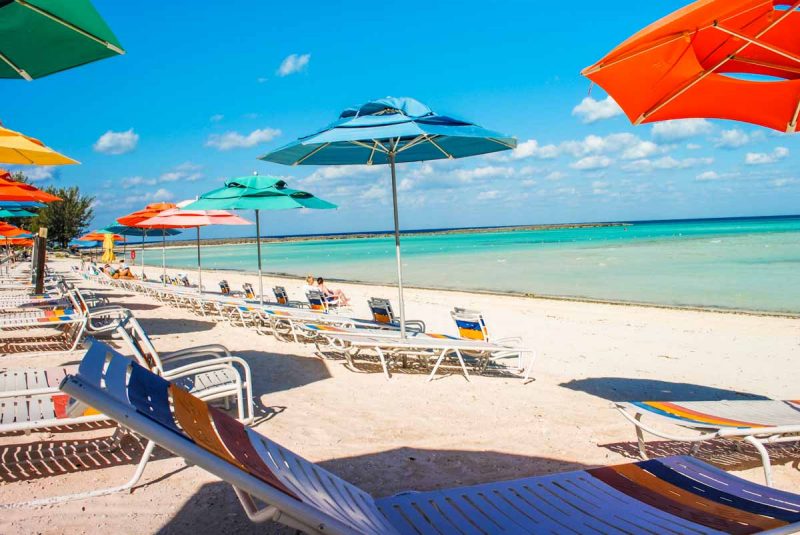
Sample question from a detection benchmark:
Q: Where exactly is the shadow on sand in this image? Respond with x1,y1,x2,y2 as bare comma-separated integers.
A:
156,449,593,535
234,349,332,397
560,377,770,402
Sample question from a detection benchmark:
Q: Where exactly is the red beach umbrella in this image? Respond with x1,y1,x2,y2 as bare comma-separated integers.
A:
583,0,800,132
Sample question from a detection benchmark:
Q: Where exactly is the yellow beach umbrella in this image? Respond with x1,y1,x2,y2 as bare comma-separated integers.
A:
0,125,78,165
100,233,116,263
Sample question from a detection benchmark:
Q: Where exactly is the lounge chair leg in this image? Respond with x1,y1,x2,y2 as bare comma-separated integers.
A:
375,347,391,380
744,435,773,487
454,349,470,382
634,413,649,459
428,349,447,381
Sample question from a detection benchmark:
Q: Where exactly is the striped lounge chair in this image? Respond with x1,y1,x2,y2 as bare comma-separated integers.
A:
616,400,800,487
367,297,425,332
450,307,527,375
60,345,800,534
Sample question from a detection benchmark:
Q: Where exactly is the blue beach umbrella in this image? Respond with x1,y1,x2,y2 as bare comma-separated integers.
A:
0,207,35,217
260,96,516,335
186,175,336,302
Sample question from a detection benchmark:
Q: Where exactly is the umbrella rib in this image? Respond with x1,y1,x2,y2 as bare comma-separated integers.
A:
367,141,378,165
423,135,453,159
293,142,331,165
396,135,427,154
349,140,388,153
0,51,31,81
788,97,800,133
486,137,516,150
582,31,698,75
15,0,125,54
731,56,800,75
713,24,800,66
637,3,800,124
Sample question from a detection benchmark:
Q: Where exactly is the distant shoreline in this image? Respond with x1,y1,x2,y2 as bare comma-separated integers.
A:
134,221,628,249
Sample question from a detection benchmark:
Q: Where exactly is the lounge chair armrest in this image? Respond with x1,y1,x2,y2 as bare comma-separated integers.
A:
161,344,232,361
494,336,523,346
405,320,426,333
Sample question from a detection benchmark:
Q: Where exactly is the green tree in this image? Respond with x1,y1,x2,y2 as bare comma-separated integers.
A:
32,186,94,248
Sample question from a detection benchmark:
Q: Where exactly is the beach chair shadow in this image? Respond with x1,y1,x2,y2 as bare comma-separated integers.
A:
601,438,800,473
0,431,169,484
136,317,217,335
560,377,769,402
233,350,332,396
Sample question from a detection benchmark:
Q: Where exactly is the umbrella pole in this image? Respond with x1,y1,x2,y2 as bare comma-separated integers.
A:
388,152,406,338
141,231,146,279
196,226,202,293
255,209,263,304
161,231,166,286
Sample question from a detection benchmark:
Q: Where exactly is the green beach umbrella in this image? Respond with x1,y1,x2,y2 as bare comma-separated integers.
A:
0,0,124,80
186,175,336,303
260,96,516,336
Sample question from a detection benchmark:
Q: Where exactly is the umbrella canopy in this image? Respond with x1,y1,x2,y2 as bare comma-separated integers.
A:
6,237,32,246
0,200,44,208
582,0,800,132
116,202,177,226
259,97,516,335
0,127,78,165
136,208,253,229
0,207,35,217
101,223,180,237
186,176,335,302
0,225,32,237
0,172,62,202
137,208,252,291
79,231,122,241
0,0,124,81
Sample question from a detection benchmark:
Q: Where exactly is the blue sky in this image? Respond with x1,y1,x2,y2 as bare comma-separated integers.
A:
5,0,799,239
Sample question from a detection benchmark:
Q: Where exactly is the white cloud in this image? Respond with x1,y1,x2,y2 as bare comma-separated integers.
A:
561,133,661,160
651,119,713,141
121,176,156,189
620,140,660,160
205,128,281,150
771,177,798,188
210,114,224,122
572,96,623,123
509,139,559,160
686,143,701,150
745,147,789,165
277,53,311,77
545,171,567,181
93,128,139,155
477,190,500,200
695,171,720,181
453,166,515,182
621,156,713,173
160,162,203,183
570,155,612,170
714,129,751,149
24,166,56,182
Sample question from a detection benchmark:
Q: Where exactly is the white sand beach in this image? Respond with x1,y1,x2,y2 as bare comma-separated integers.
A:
1,258,798,534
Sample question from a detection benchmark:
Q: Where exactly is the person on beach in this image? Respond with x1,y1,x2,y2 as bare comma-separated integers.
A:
116,260,134,279
302,274,317,295
317,277,350,306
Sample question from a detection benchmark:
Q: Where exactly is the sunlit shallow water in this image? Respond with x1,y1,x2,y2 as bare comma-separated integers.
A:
136,216,800,314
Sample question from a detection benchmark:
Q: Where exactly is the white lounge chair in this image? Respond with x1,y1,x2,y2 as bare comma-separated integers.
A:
616,399,800,487
60,347,800,534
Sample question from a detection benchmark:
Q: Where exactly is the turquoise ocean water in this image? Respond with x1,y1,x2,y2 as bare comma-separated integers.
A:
138,216,800,314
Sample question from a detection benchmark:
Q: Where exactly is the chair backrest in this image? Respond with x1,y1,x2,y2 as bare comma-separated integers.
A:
367,298,394,324
273,286,288,305
178,274,190,287
243,283,255,299
450,307,489,341
115,315,165,374
61,341,398,535
219,280,231,294
306,290,328,312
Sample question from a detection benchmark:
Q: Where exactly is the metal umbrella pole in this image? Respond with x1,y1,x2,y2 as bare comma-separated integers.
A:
141,231,146,279
196,226,203,293
255,209,263,304
161,230,166,286
388,151,407,338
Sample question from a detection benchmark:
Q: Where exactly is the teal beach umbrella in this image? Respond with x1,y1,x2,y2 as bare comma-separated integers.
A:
0,207,34,217
260,96,516,336
186,175,336,302
0,0,124,80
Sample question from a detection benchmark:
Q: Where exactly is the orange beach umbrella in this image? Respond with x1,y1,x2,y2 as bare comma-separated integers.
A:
583,0,800,132
0,169,61,202
117,202,179,282
79,231,123,242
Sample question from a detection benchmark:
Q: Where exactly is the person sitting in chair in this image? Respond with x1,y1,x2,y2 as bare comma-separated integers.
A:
316,277,350,306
